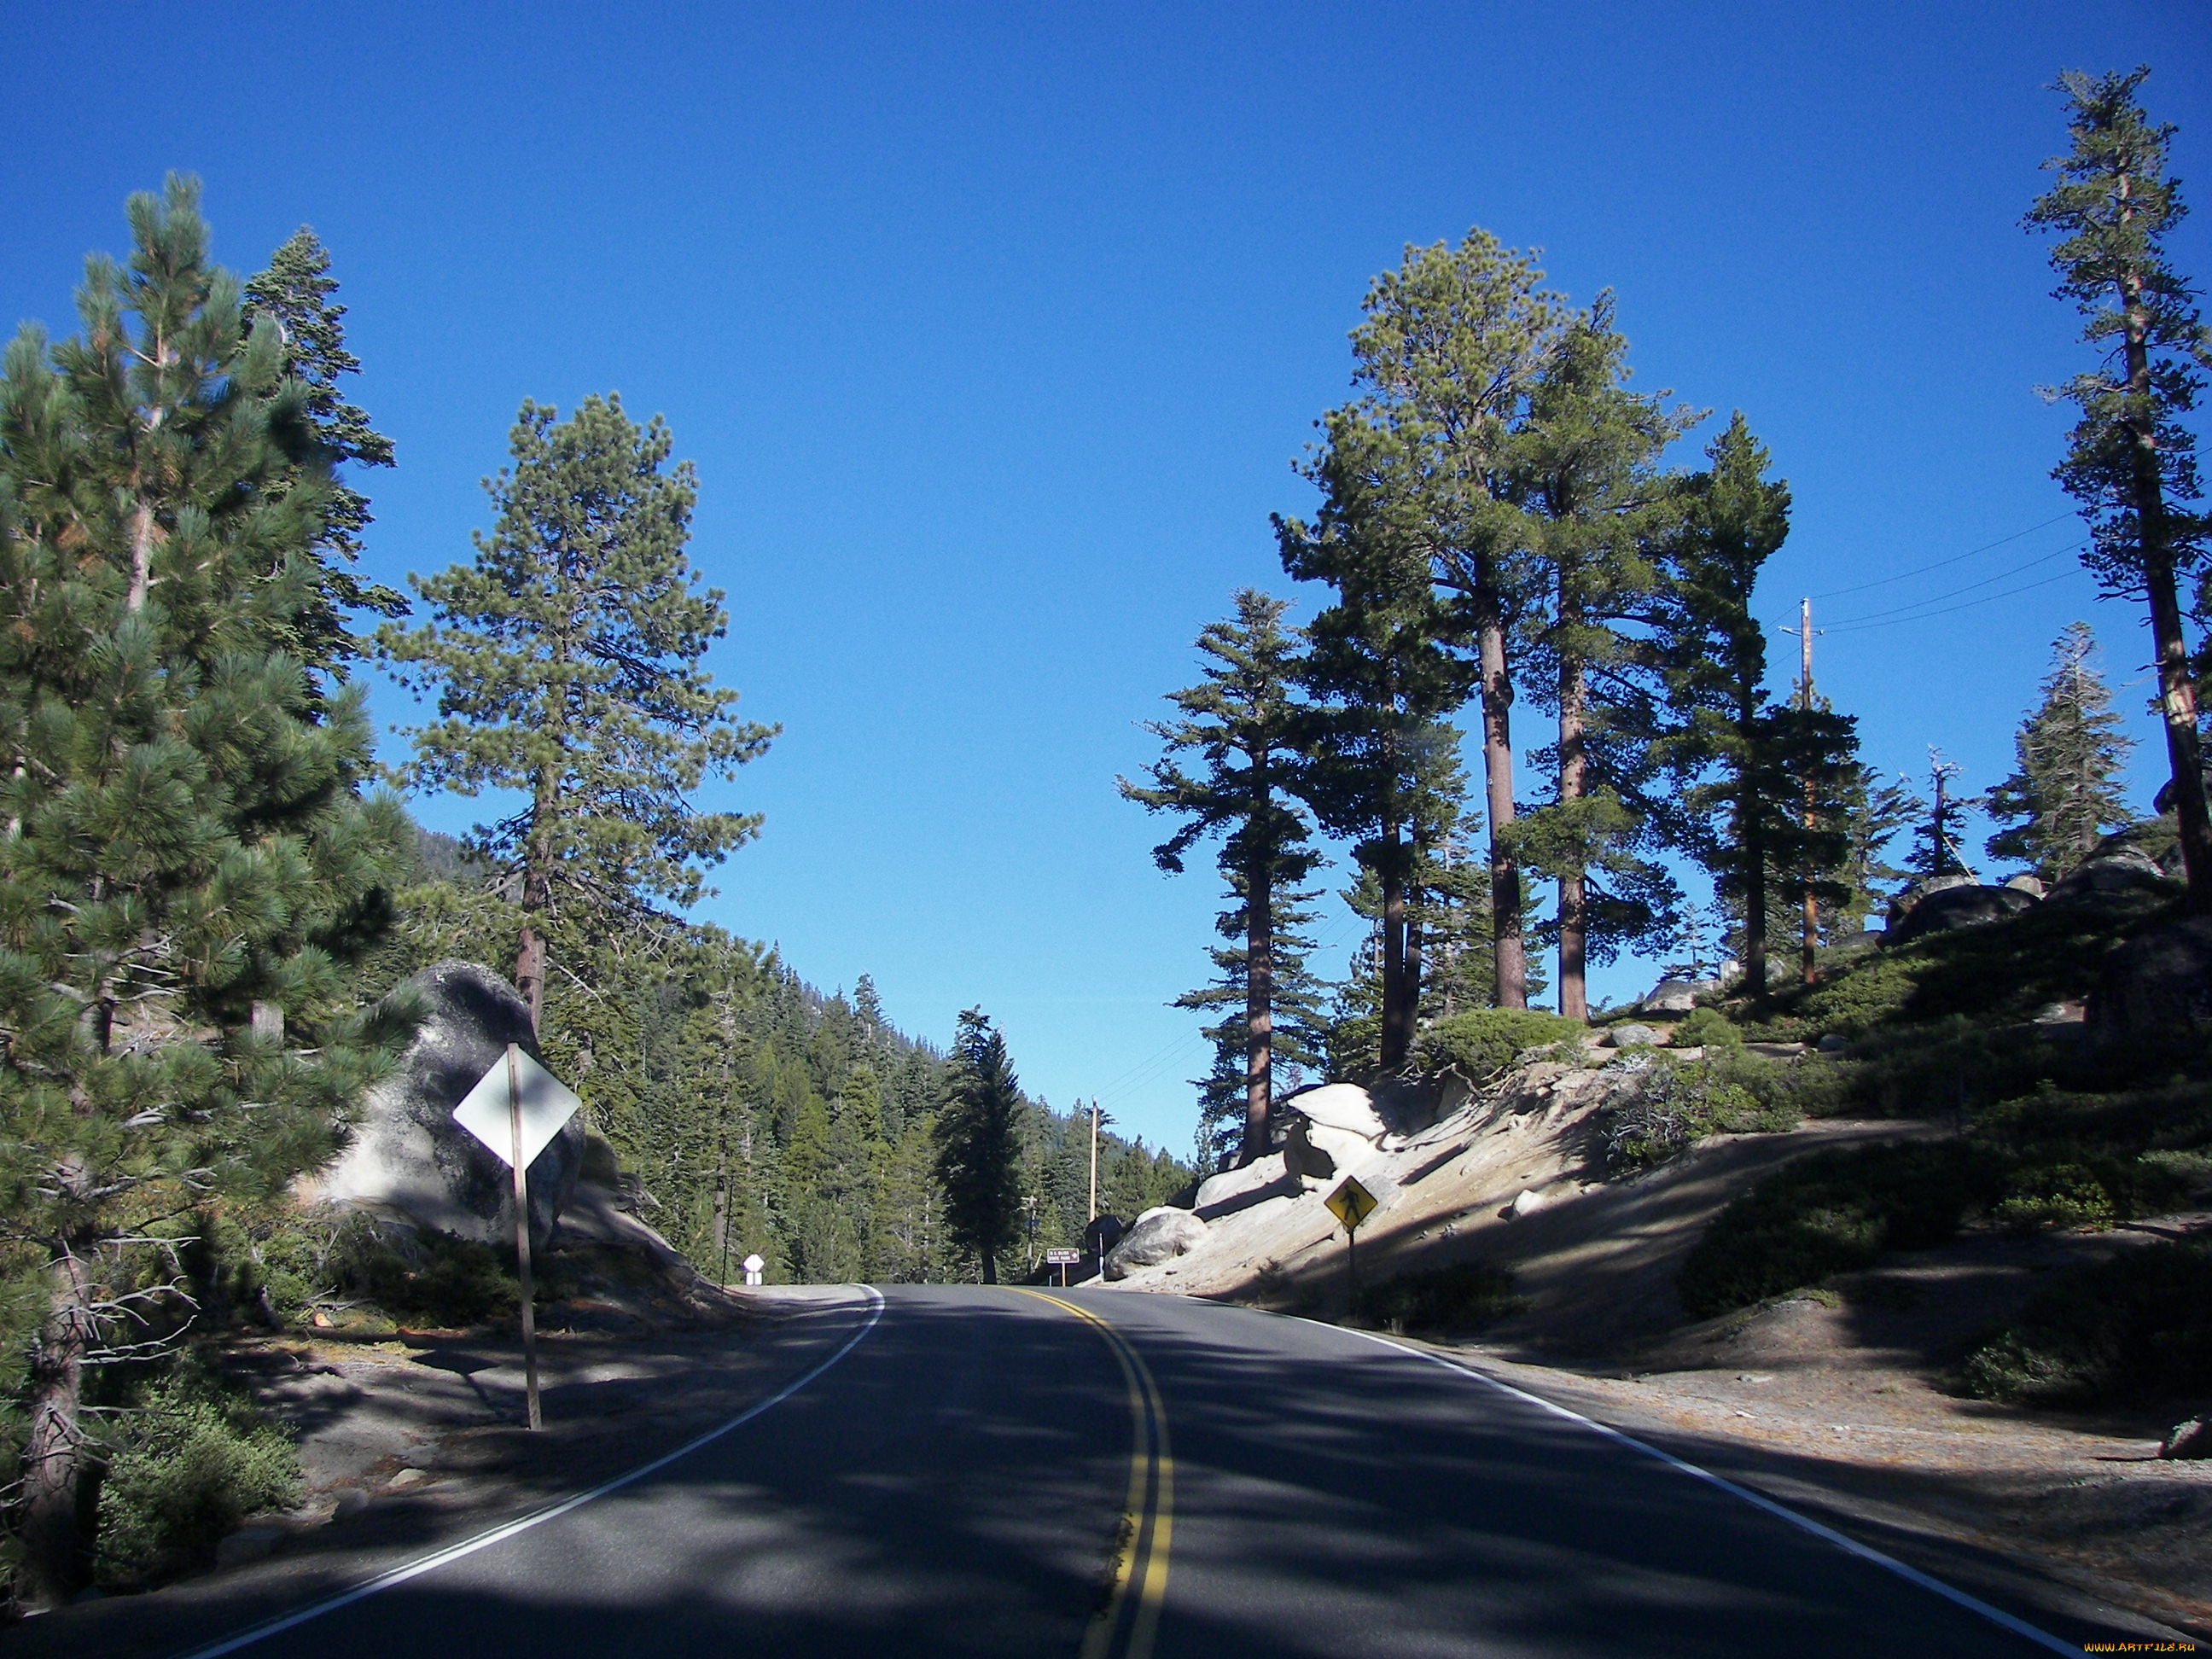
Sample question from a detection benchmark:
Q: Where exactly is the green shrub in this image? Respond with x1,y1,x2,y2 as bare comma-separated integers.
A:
1677,1142,2005,1318
95,1356,300,1586
1774,1052,1864,1119
2139,1148,2212,1191
1416,1009,1586,1083
1749,895,2163,1045
329,1217,518,1329
1750,1016,2070,1122
1604,1053,1800,1173
1987,1162,2116,1232
1958,1241,2212,1406
1353,1262,1528,1332
1673,1006,1742,1048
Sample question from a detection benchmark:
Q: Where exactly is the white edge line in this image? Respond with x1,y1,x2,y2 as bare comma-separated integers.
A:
1324,1322,2082,1658
170,1286,888,1659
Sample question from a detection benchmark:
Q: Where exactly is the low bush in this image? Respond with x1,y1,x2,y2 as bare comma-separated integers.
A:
1957,1241,2212,1406
329,1218,519,1329
1750,1016,2100,1123
1415,1009,1586,1083
1677,1142,2005,1318
1604,1052,1800,1173
1748,893,2164,1045
160,1202,541,1334
94,1354,300,1587
1353,1262,1528,1333
1672,1006,1743,1048
1986,1162,2117,1232
1677,1121,2204,1318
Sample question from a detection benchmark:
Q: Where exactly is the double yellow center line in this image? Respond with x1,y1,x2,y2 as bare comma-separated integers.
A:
1010,1289,1173,1659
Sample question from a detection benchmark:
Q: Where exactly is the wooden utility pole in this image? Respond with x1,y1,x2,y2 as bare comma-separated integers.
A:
1783,598,1823,986
1087,1098,1103,1222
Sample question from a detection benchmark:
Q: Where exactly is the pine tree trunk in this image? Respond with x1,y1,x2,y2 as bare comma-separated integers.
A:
1557,645,1588,1022
1405,901,1425,1041
514,922,546,1035
1379,822,1412,1068
17,1247,96,1610
127,500,157,614
515,835,552,1033
980,1249,998,1286
1478,613,1526,1009
2119,272,2212,911
1241,854,1273,1167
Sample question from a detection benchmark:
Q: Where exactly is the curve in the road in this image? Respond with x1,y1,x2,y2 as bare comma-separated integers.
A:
1007,1289,1173,1659
63,1283,2169,1659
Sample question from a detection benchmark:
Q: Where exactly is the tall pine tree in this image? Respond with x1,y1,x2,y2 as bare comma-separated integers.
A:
1331,230,1571,1010
933,1010,1024,1284
1512,299,1691,1017
378,396,777,1031
242,226,404,666
1656,416,1791,999
1176,875,1327,1173
1906,751,1975,881
1280,454,1473,1066
1986,622,2135,881
2026,67,2212,911
1120,591,1323,1163
0,178,406,1605
1832,768,1919,934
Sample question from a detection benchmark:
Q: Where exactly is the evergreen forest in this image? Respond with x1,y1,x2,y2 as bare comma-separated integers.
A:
1128,68,2212,1170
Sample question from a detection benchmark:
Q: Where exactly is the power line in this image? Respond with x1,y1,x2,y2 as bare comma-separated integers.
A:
1090,1025,1208,1103
1825,568,2078,633
1809,511,2076,600
1821,540,2085,628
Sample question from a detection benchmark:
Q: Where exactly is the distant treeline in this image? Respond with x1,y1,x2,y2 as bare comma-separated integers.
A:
376,829,1190,1284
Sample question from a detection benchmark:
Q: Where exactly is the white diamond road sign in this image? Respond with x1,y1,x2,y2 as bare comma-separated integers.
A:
452,1047,582,1170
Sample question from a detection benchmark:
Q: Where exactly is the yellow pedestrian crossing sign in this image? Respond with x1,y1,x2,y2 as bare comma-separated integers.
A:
1325,1175,1378,1232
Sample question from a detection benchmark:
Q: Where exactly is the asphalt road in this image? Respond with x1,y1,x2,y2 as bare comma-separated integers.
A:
73,1286,2158,1657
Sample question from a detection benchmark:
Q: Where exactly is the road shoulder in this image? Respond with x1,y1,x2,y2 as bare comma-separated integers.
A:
5,1288,879,1659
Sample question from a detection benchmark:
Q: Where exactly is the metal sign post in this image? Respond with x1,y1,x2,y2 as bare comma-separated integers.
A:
1324,1176,1379,1313
453,1044,582,1433
505,1045,541,1431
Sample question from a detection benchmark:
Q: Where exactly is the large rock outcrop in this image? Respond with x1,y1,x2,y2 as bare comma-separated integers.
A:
1192,1152,1298,1221
1886,873,1979,930
307,961,585,1249
1639,981,1702,1016
1278,1083,1388,1181
1887,882,2038,944
2046,844,2175,906
2086,915,2212,1048
1103,1207,1208,1279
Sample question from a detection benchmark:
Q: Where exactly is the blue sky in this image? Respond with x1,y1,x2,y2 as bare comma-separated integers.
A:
3,3,2208,1154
